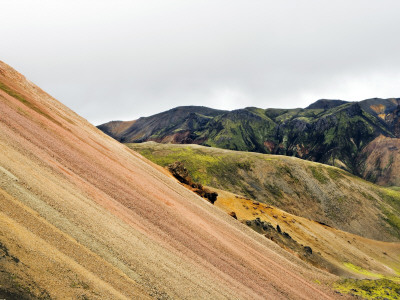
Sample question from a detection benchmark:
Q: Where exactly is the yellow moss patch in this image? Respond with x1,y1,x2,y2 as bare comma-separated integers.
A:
343,263,383,279
334,278,400,300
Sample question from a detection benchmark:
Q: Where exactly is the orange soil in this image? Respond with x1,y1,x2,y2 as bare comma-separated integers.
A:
212,188,400,279
0,61,345,299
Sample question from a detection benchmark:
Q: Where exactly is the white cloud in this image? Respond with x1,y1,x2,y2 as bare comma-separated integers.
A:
1,0,400,124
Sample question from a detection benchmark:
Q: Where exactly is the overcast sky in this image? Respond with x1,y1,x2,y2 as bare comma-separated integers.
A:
2,1,400,125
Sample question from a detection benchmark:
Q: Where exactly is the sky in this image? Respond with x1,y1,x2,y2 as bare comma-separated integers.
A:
1,1,400,125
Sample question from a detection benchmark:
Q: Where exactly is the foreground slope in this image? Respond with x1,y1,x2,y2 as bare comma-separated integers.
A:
129,142,400,242
0,62,340,299
100,99,400,185
149,158,400,283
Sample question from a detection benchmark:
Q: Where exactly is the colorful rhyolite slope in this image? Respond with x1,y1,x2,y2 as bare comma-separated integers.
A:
0,62,343,299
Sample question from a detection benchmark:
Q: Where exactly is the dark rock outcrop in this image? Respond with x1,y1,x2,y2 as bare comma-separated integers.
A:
167,161,218,204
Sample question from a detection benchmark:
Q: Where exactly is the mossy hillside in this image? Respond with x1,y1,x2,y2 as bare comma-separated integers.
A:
131,144,255,187
201,109,277,153
343,263,400,281
147,112,213,141
99,99,400,185
373,188,400,239
202,103,390,176
129,142,400,242
334,278,400,299
336,263,400,299
310,166,329,184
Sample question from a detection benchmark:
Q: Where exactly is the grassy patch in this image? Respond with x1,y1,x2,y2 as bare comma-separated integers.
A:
378,189,400,237
343,263,384,279
334,278,400,299
310,166,329,184
130,145,251,186
264,183,283,198
361,191,377,202
384,211,400,235
343,263,400,283
388,186,400,192
327,167,344,180
379,188,400,211
277,165,299,183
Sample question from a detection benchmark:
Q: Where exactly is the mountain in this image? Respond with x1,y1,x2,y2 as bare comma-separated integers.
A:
305,99,349,110
0,62,347,298
98,106,227,143
99,99,400,185
129,142,400,242
359,135,400,186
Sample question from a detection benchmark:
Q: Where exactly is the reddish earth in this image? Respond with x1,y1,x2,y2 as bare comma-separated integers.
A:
359,135,400,186
0,61,348,299
97,119,137,136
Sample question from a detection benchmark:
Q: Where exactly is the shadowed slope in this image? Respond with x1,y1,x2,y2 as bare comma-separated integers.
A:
0,62,341,299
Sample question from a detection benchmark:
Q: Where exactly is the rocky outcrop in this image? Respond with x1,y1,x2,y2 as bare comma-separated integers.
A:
167,161,218,204
244,218,339,274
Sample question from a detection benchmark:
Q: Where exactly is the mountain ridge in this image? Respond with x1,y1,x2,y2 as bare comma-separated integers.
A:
99,98,400,185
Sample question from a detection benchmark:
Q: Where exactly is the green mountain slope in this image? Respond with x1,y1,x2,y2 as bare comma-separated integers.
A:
98,106,227,144
99,98,400,185
128,142,400,242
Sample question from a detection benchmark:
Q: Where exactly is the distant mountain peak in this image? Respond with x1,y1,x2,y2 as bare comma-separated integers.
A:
306,99,349,110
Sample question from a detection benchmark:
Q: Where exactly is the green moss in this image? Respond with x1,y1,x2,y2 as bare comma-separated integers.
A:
380,188,400,210
343,263,384,279
130,144,251,186
361,191,377,202
343,263,400,283
327,167,344,180
384,211,400,235
0,81,62,127
310,166,329,184
264,183,283,197
378,189,400,236
334,278,400,299
277,165,299,183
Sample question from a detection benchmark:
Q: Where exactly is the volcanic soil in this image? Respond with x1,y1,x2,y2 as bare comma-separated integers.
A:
0,61,350,299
